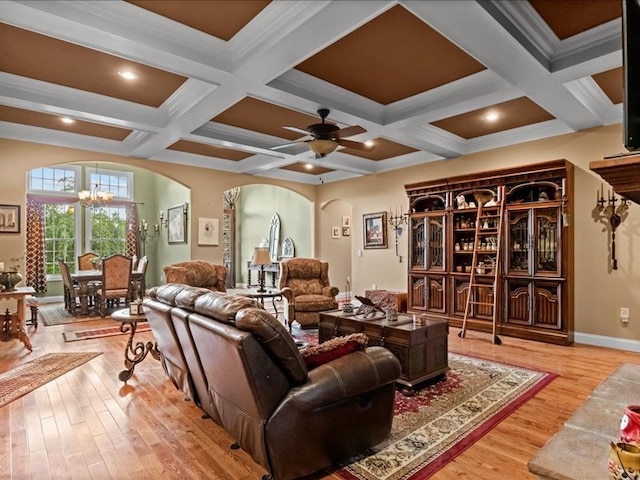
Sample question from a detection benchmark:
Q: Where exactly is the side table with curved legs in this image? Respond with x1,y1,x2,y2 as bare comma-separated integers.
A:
111,308,160,382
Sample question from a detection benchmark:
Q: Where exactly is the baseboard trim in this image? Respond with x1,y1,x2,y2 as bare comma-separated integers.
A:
574,332,640,352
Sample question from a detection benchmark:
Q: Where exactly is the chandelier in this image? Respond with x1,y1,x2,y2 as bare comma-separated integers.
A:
78,165,114,209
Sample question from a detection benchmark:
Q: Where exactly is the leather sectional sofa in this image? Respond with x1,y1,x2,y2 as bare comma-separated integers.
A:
143,283,401,480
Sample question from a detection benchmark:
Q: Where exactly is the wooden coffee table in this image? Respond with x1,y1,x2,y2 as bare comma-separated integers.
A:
319,310,449,395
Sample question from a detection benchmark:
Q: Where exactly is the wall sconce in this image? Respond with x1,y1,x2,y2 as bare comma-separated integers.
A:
251,246,271,293
595,184,630,270
388,206,408,261
159,210,168,229
132,219,159,256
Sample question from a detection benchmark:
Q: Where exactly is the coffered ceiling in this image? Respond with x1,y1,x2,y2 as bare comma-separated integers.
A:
0,1,623,184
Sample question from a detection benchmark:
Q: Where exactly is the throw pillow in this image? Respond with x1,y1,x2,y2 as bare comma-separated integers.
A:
299,333,368,370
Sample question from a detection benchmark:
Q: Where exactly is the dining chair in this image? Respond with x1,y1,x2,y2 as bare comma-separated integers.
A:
131,255,148,299
78,252,99,271
58,258,82,315
96,254,133,317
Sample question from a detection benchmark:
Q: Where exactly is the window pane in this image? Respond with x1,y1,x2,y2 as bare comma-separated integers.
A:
90,206,127,258
30,167,77,193
44,204,76,274
89,170,131,200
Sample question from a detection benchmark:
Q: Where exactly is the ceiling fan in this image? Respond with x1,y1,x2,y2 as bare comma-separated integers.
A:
271,108,374,157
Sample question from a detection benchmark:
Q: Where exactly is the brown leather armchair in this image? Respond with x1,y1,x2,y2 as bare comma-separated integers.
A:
163,260,227,292
278,257,339,331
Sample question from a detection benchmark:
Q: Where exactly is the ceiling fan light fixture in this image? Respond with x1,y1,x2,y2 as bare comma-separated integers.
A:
308,139,338,156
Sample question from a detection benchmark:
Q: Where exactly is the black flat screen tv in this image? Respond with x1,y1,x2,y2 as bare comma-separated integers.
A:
623,0,640,151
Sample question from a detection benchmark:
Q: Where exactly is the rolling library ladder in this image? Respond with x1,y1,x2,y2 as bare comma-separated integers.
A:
459,191,505,345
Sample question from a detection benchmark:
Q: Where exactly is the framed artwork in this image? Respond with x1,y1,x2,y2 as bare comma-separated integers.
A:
363,211,388,249
197,217,219,245
168,203,188,244
331,226,340,239
342,216,351,227
0,205,20,233
342,226,350,237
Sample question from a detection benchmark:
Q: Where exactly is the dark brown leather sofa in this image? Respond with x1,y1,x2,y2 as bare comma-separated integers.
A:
143,283,401,480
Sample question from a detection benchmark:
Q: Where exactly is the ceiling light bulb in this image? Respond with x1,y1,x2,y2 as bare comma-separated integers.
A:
117,70,139,80
365,140,374,148
305,163,313,170
60,117,75,124
483,112,500,122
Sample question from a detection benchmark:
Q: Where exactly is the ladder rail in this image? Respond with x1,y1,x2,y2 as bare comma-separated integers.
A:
459,197,505,344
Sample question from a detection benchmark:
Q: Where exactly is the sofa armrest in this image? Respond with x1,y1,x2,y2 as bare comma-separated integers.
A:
322,285,339,298
280,287,294,302
284,346,400,410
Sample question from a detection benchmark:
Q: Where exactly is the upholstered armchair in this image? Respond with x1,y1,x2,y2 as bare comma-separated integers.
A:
163,260,227,292
278,257,339,331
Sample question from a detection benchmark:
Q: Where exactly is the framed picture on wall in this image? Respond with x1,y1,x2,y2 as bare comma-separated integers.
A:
331,226,340,239
168,203,188,244
0,205,20,233
363,211,387,249
342,216,351,227
342,226,350,237
198,217,219,245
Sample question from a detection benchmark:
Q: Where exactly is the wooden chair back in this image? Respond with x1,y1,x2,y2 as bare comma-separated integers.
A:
101,254,133,294
78,252,99,271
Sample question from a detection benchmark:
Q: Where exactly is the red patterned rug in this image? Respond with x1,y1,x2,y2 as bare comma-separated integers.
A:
288,327,556,479
0,352,102,408
332,352,556,480
63,323,152,342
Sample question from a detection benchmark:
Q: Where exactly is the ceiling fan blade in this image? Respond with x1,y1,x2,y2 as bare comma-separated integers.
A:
334,125,366,138
337,138,374,151
283,126,311,136
271,140,309,150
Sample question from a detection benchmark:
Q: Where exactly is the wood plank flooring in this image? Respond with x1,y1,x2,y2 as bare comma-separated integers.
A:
1,315,638,480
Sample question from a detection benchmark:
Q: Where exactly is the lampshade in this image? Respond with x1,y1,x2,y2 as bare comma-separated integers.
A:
308,139,338,156
252,246,271,266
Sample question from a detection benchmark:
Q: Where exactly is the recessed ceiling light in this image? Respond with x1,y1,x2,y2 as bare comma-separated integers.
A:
365,140,374,148
483,112,501,122
60,117,75,124
117,70,139,81
305,163,314,170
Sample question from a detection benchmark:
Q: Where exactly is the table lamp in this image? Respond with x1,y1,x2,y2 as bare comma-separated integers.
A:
251,246,271,293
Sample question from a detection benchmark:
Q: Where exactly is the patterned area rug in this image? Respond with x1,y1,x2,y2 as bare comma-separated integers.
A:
0,352,102,408
63,323,152,342
333,352,556,480
39,303,103,326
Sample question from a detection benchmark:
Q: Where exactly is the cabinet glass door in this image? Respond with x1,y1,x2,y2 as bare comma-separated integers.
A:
508,211,529,274
428,215,445,270
411,217,425,268
534,208,560,275
411,215,445,270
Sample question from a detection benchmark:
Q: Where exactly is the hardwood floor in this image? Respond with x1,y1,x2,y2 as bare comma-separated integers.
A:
1,315,638,480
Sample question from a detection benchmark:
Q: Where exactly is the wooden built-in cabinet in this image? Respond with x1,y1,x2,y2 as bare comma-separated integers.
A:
405,160,574,345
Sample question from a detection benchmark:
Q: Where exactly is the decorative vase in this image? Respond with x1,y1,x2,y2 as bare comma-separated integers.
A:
621,405,640,447
609,442,640,480
0,271,23,291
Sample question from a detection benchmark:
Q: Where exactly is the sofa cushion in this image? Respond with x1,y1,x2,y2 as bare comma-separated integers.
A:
235,308,307,385
148,283,206,307
294,294,337,311
289,278,324,295
300,333,368,370
194,291,261,324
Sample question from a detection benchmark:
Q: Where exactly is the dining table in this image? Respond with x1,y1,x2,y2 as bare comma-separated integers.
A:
71,269,143,316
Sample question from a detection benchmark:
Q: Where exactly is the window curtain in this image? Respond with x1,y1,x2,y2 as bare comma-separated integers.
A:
126,203,139,257
25,196,47,293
